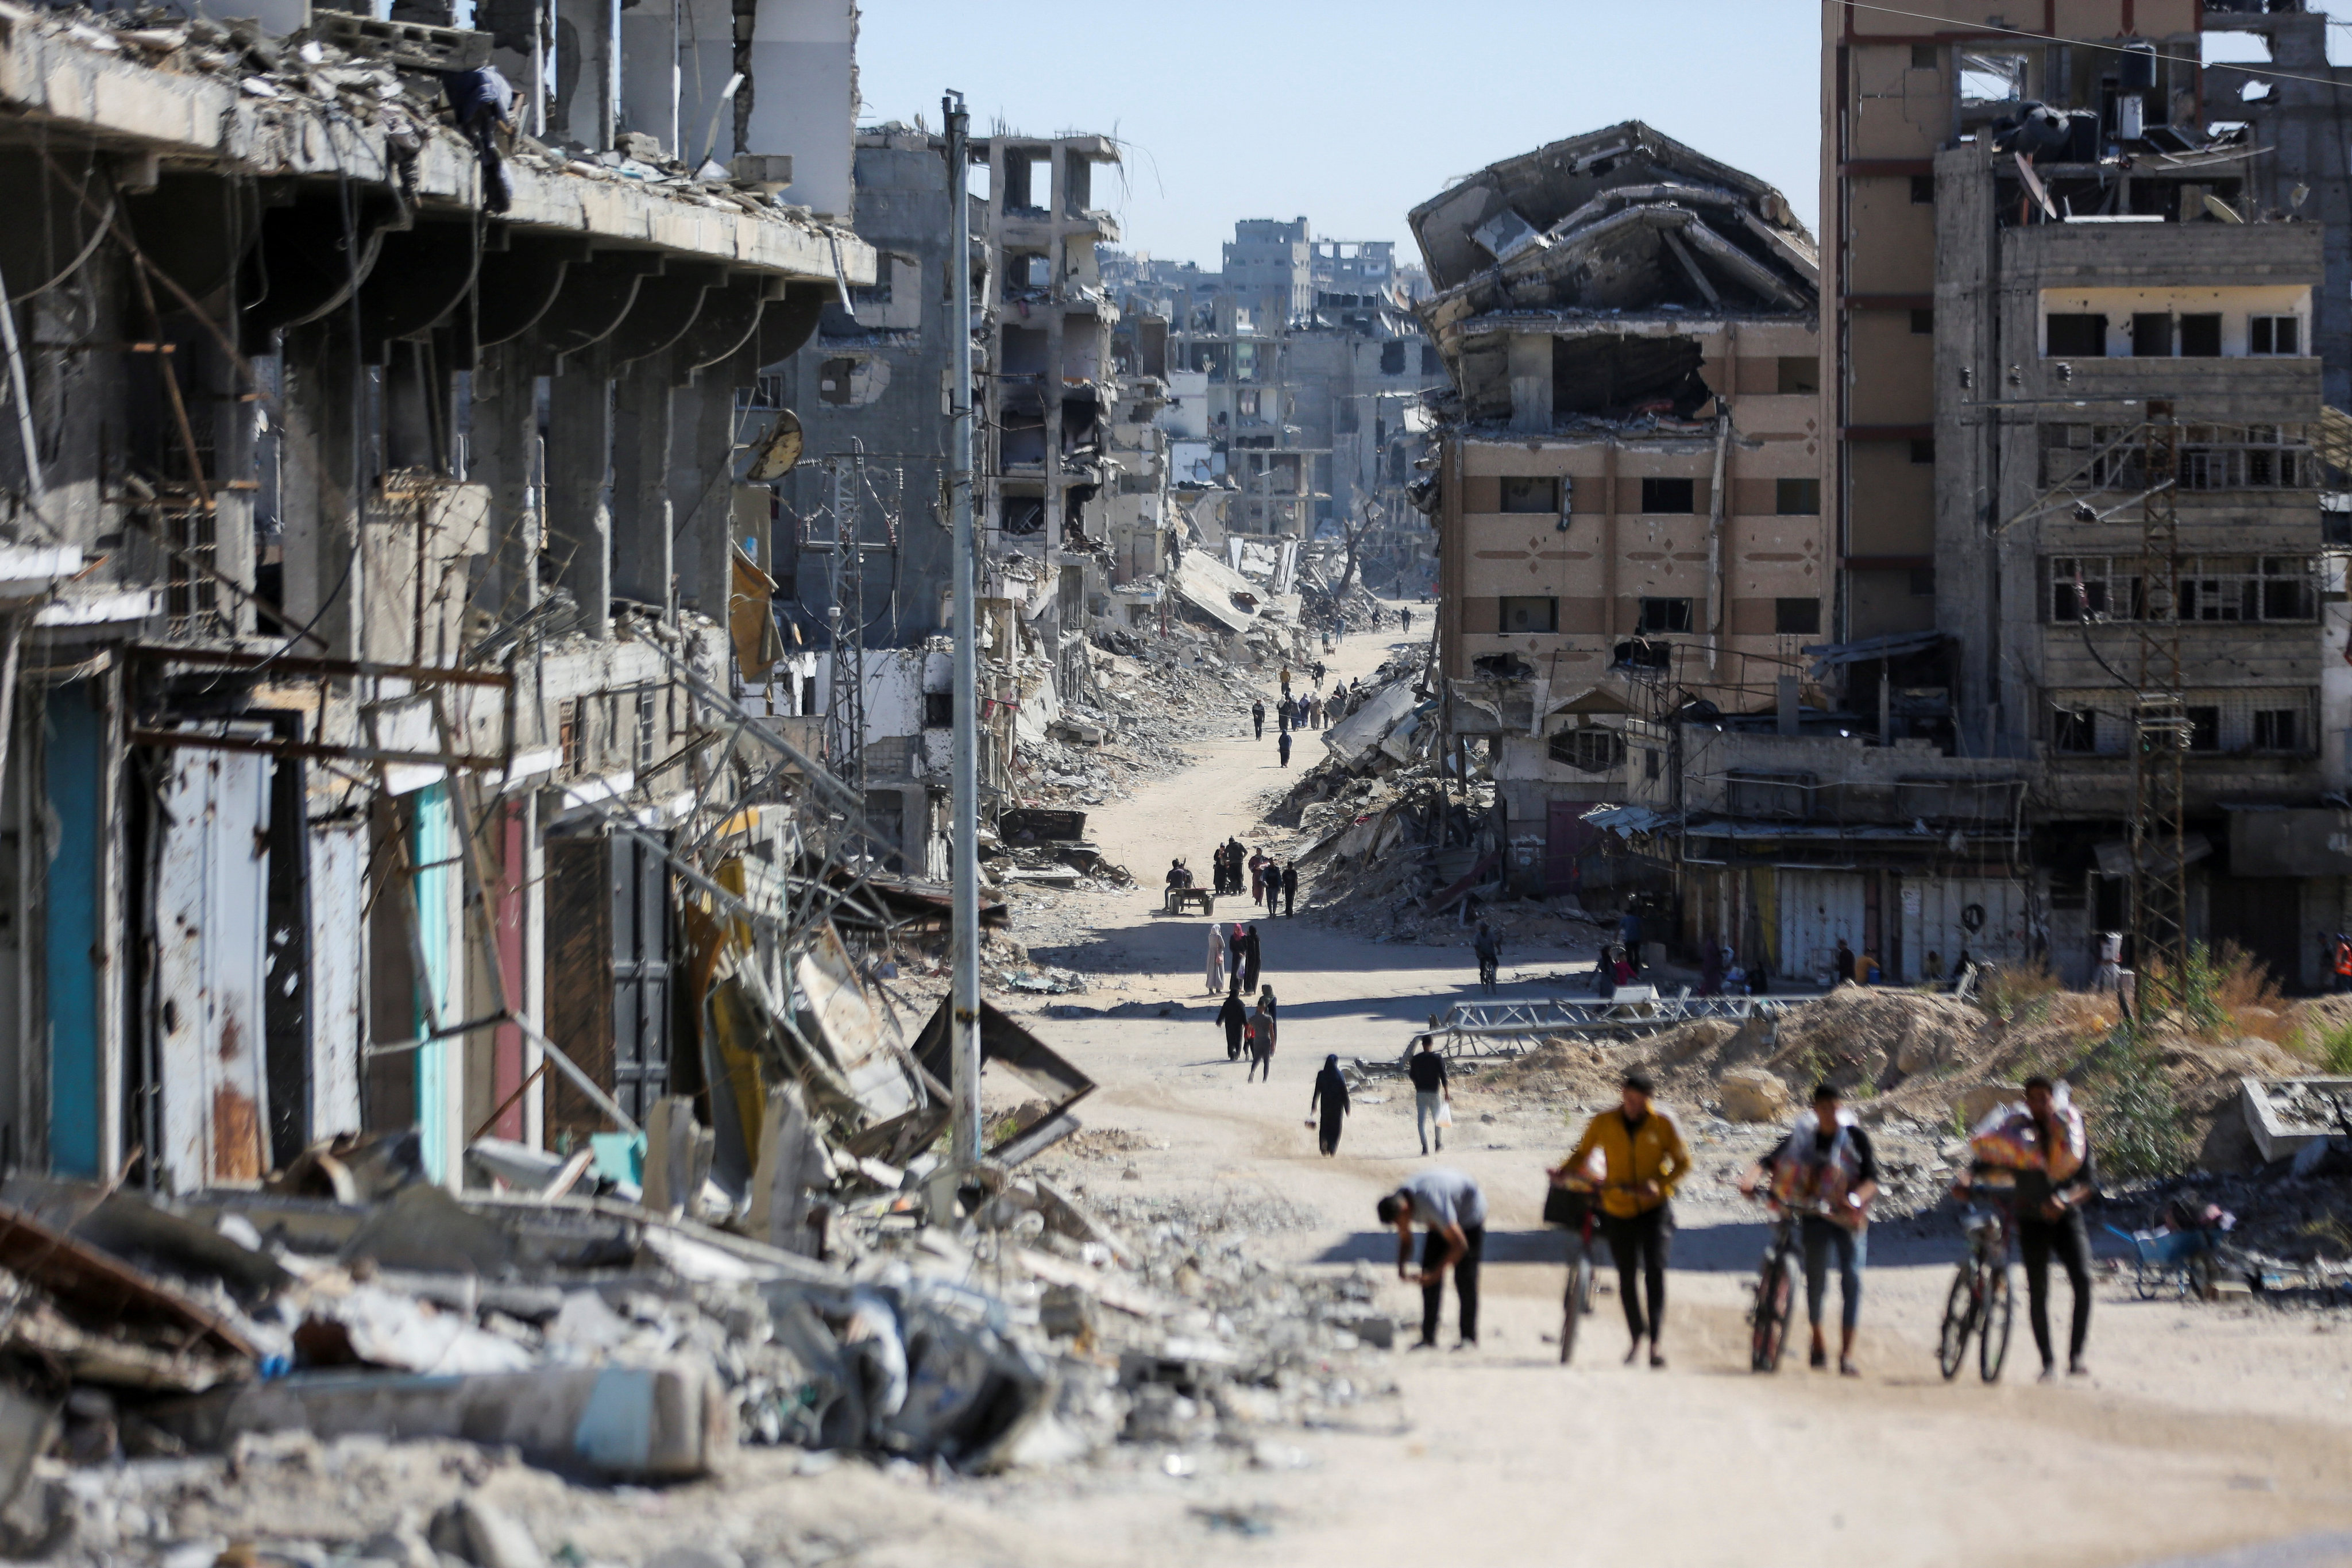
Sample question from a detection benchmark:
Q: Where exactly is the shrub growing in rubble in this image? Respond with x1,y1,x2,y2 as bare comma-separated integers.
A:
2306,1017,2352,1076
2082,1034,2191,1178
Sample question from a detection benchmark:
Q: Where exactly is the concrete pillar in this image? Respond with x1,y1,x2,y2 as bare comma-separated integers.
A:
670,344,752,627
609,351,675,619
544,360,612,640
280,323,362,659
468,338,540,629
1508,333,1552,435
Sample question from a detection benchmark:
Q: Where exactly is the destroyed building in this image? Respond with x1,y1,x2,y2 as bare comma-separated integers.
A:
1764,0,2352,990
1409,122,1827,898
0,0,887,1191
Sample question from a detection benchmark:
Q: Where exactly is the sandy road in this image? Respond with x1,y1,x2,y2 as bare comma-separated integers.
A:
975,606,2352,1568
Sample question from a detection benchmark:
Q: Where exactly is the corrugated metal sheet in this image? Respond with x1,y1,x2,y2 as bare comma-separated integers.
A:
1898,876,2034,983
307,822,365,1138
156,746,273,1190
1776,870,1866,986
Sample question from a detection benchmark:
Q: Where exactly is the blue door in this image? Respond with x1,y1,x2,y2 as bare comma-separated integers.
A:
45,682,101,1177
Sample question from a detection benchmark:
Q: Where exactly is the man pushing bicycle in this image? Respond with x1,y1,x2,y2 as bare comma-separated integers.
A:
1739,1082,1878,1376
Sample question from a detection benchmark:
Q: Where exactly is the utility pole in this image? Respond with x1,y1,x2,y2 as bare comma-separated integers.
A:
944,91,983,1171
2130,407,2189,1014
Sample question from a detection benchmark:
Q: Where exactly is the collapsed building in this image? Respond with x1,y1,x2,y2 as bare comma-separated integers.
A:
0,0,898,1194
1409,122,1828,901
1575,3,2352,991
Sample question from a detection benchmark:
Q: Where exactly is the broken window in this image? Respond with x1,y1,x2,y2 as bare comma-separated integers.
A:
1910,308,1934,335
1003,252,1051,301
2050,706,2098,754
2181,556,2318,621
1001,147,1049,214
1423,343,1443,376
1911,43,1937,70
2177,314,2223,357
1774,597,1821,635
1641,477,1695,513
1776,357,1820,395
1063,149,1091,216
1002,494,1046,535
2130,313,2172,357
1501,476,1562,514
2254,707,2300,752
1381,341,1407,374
1000,327,1048,379
2048,557,2142,621
2250,315,2301,355
1499,596,1558,634
1645,748,1663,781
1637,596,1693,634
924,692,953,728
2187,706,2221,751
559,698,582,773
1776,478,1820,515
1550,728,1625,774
1613,638,1670,671
2045,314,2107,356
1958,51,2029,105
634,690,658,771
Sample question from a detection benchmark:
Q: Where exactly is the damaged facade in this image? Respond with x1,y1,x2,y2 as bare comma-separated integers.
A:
1723,0,2352,991
1411,122,1829,899
0,0,901,1198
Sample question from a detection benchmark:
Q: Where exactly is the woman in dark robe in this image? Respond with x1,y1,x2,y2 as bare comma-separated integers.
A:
1242,924,1263,992
1217,987,1248,1061
1310,1054,1350,1156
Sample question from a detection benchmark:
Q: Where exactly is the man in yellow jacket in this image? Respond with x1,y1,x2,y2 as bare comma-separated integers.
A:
1552,1071,1691,1368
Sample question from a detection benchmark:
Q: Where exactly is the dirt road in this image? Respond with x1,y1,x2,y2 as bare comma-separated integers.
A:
972,607,2352,1568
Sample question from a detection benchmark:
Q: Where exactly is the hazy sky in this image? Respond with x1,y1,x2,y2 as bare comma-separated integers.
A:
852,1,1826,270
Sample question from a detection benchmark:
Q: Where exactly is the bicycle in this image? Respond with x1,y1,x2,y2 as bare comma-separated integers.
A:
1548,1182,1604,1365
1747,1199,1809,1373
1937,1194,2015,1384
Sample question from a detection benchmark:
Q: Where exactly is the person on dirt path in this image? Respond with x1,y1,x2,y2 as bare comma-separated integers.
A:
1216,986,1248,1061
1310,1054,1350,1156
1247,992,1278,1082
1249,851,1268,903
1401,607,1412,636
1228,920,1248,978
1166,858,1192,891
1408,1037,1450,1154
1278,729,1294,768
1252,698,1266,739
1280,665,1292,697
1282,862,1298,917
1205,922,1227,994
1225,837,1246,895
1378,1168,1486,1350
1740,1083,1879,1376
1474,922,1500,988
1278,695,1293,735
1960,1075,2098,1382
1833,939,1856,986
1560,1071,1691,1369
1262,866,1280,914
1242,924,1262,993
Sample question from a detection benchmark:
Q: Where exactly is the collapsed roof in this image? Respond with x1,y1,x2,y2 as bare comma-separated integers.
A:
1411,123,1817,338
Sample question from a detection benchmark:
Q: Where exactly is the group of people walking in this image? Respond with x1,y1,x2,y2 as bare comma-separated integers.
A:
1376,1067,2096,1377
1206,838,1297,914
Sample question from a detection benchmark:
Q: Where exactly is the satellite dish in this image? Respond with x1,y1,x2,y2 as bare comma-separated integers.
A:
746,408,804,481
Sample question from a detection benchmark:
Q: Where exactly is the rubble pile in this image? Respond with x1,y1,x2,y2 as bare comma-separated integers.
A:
28,5,820,219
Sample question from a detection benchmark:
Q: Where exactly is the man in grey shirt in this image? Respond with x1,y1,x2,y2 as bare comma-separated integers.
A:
1376,1168,1486,1350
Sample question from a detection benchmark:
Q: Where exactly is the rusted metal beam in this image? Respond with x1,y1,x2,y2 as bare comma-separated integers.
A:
123,644,512,688
127,728,509,771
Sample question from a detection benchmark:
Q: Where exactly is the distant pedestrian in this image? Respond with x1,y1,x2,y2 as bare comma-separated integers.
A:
1618,906,1644,974
1248,992,1277,1082
1408,1037,1450,1154
1378,1168,1485,1350
1204,922,1226,994
1249,851,1269,902
1216,986,1248,1061
1834,939,1856,986
1242,924,1262,992
1252,698,1265,739
1310,1054,1350,1155
1282,862,1298,916
1278,729,1293,767
1278,697,1293,735
1229,920,1248,979
1401,607,1412,635
1280,665,1292,696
